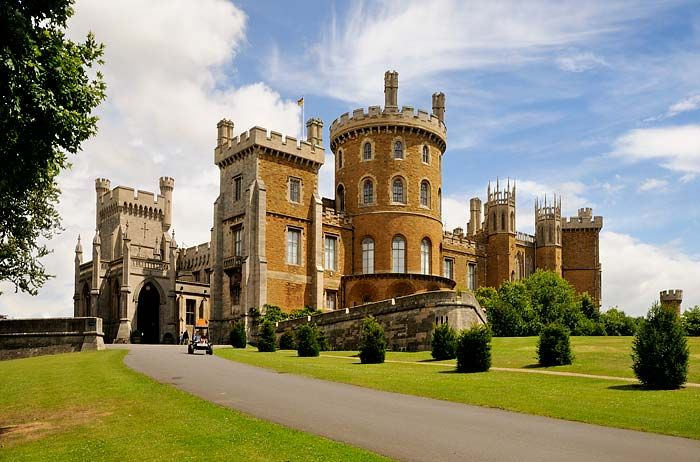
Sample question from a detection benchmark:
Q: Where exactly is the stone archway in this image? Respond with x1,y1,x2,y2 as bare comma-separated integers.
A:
136,281,161,343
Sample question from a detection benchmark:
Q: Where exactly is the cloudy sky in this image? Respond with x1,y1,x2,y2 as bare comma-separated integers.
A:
1,0,698,317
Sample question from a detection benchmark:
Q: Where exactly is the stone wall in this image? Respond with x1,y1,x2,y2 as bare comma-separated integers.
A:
275,290,485,352
0,317,105,361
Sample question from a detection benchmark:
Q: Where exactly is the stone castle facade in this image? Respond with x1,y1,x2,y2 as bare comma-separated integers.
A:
74,71,602,343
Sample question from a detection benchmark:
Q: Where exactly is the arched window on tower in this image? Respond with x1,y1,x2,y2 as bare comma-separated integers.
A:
392,235,406,273
422,145,430,163
363,142,372,161
556,225,560,245
393,140,404,159
510,211,515,232
363,179,374,205
337,149,343,169
336,184,345,212
549,224,554,244
420,238,431,275
362,237,374,274
420,180,430,207
392,177,406,203
492,213,496,231
501,212,506,231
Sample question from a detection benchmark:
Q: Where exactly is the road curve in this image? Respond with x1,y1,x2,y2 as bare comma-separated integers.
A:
115,344,700,462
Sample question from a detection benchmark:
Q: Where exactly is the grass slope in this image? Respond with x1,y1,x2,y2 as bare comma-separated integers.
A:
217,337,700,440
0,350,388,462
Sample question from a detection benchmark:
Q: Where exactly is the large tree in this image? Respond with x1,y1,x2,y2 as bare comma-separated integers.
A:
0,0,105,295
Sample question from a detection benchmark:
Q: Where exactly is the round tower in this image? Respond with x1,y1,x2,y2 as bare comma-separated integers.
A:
329,70,451,306
535,194,562,274
95,178,111,226
659,289,682,316
485,180,517,286
159,176,175,232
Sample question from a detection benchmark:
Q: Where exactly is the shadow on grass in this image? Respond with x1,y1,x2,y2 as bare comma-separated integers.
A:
437,369,490,375
607,383,647,391
523,363,547,369
418,358,447,363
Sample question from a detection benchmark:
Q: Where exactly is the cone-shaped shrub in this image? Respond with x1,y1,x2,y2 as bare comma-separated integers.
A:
229,320,247,348
431,323,457,360
633,305,689,389
359,316,385,364
279,329,296,350
257,320,277,352
538,323,573,366
296,324,320,357
318,329,331,351
456,325,492,372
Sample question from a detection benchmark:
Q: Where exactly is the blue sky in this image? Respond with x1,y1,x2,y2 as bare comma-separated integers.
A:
0,0,698,317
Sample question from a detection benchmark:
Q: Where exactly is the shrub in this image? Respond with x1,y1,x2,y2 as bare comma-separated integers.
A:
257,320,277,352
229,320,247,348
682,306,700,336
279,329,296,350
296,324,321,357
633,304,689,389
537,323,573,366
431,323,457,360
456,325,492,373
317,329,331,351
359,316,386,364
261,305,287,323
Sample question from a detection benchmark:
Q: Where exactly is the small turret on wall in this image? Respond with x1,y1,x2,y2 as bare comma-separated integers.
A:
384,70,399,111
485,179,517,287
535,194,562,275
159,176,175,232
660,289,683,316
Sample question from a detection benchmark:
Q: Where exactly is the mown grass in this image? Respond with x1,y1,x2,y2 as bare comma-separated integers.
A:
217,337,700,439
0,350,389,462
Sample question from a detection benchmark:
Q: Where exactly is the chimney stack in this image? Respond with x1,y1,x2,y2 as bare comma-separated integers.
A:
432,92,445,122
384,70,399,111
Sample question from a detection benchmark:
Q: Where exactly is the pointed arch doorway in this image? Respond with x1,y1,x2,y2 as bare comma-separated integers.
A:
137,281,161,343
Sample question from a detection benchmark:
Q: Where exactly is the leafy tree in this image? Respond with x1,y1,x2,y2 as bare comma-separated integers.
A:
430,323,457,360
1,0,106,294
537,323,573,366
475,286,498,310
600,307,637,336
525,270,577,329
229,320,247,348
358,316,385,364
261,305,287,323
257,320,277,352
456,326,492,373
317,329,331,351
632,304,689,389
296,324,320,357
578,292,599,320
279,329,296,350
287,306,322,320
681,306,700,336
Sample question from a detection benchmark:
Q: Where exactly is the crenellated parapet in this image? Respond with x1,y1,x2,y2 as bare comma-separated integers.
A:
562,208,603,230
97,186,166,222
215,125,325,168
329,105,447,152
322,208,353,228
442,230,485,254
179,242,212,271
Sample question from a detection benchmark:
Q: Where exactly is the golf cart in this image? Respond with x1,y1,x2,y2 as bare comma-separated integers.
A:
188,319,213,355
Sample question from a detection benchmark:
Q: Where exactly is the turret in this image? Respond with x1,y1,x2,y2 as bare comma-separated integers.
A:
306,117,324,147
432,92,445,123
384,70,399,111
485,179,516,236
74,235,83,264
485,179,517,286
660,289,683,316
95,178,111,225
159,176,175,232
535,194,562,274
468,197,482,236
216,119,234,148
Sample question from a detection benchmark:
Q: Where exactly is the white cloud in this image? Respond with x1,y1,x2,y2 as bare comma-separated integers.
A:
601,231,700,315
637,178,668,192
667,94,700,117
612,124,700,174
556,52,608,72
0,0,302,318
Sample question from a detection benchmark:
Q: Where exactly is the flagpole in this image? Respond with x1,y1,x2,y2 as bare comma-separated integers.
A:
302,99,304,140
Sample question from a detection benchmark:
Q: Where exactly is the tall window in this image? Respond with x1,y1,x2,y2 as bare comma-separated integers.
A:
392,236,406,273
289,177,301,203
363,179,374,204
233,228,243,256
420,181,430,207
234,175,242,201
325,290,337,310
337,149,343,169
324,235,337,271
363,142,372,160
392,178,405,203
420,238,431,274
393,140,404,159
443,258,454,279
501,212,506,231
337,184,345,212
422,145,430,163
362,237,374,274
468,263,476,291
286,228,301,265
186,299,195,325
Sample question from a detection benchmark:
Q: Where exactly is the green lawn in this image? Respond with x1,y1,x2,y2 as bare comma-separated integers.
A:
0,350,388,462
216,337,700,440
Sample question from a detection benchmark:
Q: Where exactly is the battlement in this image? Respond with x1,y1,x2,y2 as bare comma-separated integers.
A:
215,125,325,167
562,214,603,230
159,176,175,190
486,180,516,207
322,208,353,227
442,230,482,252
95,178,111,191
535,195,561,222
97,184,166,217
516,232,536,245
180,242,211,271
660,289,683,301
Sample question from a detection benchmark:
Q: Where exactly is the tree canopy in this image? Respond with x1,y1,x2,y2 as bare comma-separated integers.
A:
0,0,105,294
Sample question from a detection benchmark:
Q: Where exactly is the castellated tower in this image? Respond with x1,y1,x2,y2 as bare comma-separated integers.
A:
485,180,517,287
159,176,175,232
562,207,603,306
660,290,682,316
467,197,482,236
535,194,562,274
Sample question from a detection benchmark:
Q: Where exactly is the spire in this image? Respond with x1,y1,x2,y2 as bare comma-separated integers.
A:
123,221,130,241
92,228,101,245
75,235,83,253
170,229,177,248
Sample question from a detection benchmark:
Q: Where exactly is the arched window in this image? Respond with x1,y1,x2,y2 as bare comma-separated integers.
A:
556,225,560,244
393,140,404,159
549,224,554,244
422,145,430,163
392,236,406,273
510,212,515,232
501,212,506,231
363,142,372,161
420,180,430,207
438,188,442,215
492,213,496,231
337,149,343,169
420,238,431,275
362,237,374,274
363,179,374,205
336,184,345,212
392,177,405,203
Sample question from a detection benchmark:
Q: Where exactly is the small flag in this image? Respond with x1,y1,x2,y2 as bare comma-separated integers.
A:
297,97,304,106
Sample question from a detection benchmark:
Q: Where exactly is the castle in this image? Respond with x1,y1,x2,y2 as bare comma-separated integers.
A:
74,71,602,344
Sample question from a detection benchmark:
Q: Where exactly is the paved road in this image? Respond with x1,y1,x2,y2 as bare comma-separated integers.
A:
115,344,700,462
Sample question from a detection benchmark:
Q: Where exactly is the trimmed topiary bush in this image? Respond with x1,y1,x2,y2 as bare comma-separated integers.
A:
456,325,492,372
229,320,247,348
317,329,331,352
359,316,385,364
538,323,573,366
257,320,277,352
431,323,457,360
279,329,296,350
296,324,321,357
633,304,689,389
